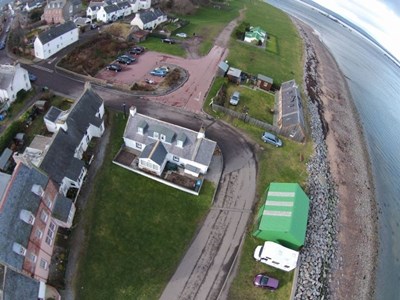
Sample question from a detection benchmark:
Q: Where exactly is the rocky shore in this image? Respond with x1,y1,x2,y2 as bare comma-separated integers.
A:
292,19,378,299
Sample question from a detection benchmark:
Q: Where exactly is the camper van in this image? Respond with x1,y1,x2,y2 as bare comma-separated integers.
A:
253,241,299,272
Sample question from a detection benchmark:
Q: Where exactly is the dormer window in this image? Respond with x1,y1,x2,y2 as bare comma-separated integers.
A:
160,134,166,142
31,184,44,197
153,132,159,139
19,210,35,225
12,243,27,256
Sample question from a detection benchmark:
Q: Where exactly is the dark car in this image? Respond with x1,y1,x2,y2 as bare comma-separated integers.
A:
28,73,37,82
121,54,136,62
106,64,122,72
161,38,176,44
253,274,279,290
116,56,134,65
129,46,144,55
0,42,5,50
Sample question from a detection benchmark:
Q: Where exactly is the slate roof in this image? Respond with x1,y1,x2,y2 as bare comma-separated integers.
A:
0,163,48,270
124,112,216,168
0,65,16,90
52,194,73,222
37,21,77,45
140,141,167,166
88,1,104,10
40,87,104,185
218,61,229,73
139,8,165,24
45,106,63,122
3,267,40,300
0,148,13,170
227,67,241,78
117,1,130,8
103,4,120,13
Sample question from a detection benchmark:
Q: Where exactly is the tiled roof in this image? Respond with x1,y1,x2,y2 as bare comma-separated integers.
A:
140,141,167,165
0,164,48,270
124,112,216,167
3,267,40,300
52,194,73,222
45,106,63,122
37,21,77,45
40,87,104,184
103,4,119,13
139,8,165,24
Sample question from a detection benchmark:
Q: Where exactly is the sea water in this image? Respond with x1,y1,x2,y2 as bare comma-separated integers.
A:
266,0,400,298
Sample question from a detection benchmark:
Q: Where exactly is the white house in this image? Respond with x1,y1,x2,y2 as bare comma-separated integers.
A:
13,83,105,196
23,0,44,12
96,4,122,23
130,8,167,30
34,21,79,59
86,1,104,19
123,106,216,177
0,64,31,108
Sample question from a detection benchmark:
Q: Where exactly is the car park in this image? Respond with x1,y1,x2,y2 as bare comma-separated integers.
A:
176,33,187,38
106,64,122,72
253,274,279,290
261,131,283,147
161,38,176,44
150,69,167,77
229,91,240,105
129,46,145,55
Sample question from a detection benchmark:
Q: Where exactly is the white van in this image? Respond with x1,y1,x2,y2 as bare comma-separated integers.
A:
253,241,299,272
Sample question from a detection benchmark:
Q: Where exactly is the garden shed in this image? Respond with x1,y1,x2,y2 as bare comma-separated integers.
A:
227,67,242,84
253,182,310,250
257,74,273,91
217,61,229,77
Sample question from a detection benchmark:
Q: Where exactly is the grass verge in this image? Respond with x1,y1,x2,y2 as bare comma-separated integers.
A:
76,111,215,299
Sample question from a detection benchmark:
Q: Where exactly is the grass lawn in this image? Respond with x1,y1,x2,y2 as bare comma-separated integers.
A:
76,112,215,299
140,36,186,57
228,0,304,86
225,84,276,124
171,2,242,56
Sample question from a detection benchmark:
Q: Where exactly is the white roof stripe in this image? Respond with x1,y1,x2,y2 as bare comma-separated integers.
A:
268,191,295,197
263,210,292,217
265,201,294,207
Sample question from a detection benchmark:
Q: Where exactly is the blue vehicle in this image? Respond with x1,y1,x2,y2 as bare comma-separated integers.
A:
150,69,167,77
0,42,5,50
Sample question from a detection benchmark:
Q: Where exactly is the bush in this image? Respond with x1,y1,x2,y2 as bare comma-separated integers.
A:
214,83,227,105
0,120,23,153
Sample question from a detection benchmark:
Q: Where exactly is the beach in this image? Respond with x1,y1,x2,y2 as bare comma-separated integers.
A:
294,19,379,299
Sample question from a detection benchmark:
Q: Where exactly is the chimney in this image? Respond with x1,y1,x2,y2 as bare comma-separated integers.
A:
197,125,205,139
129,106,137,117
84,81,92,91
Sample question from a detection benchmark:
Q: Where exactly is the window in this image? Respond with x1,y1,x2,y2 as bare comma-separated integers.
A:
46,197,52,209
160,134,166,141
40,210,48,223
153,132,159,139
173,156,179,162
35,229,43,239
136,142,142,149
28,253,37,263
46,221,56,245
86,135,90,142
40,258,48,270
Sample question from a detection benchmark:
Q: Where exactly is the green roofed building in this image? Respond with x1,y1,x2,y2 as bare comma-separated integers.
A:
253,183,310,250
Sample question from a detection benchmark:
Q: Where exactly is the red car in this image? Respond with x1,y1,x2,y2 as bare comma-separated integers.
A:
253,274,279,290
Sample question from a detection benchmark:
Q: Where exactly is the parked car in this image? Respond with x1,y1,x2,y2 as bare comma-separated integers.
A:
261,131,283,147
120,54,136,63
129,46,145,55
161,38,176,44
176,32,187,38
116,56,135,65
154,65,170,73
253,274,279,290
229,91,240,105
106,64,122,72
150,69,167,77
28,72,37,82
0,42,5,50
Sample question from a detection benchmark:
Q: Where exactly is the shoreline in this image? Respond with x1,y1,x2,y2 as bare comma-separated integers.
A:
293,19,378,299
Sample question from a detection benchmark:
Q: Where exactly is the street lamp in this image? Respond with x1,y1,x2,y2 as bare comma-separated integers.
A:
122,102,126,119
